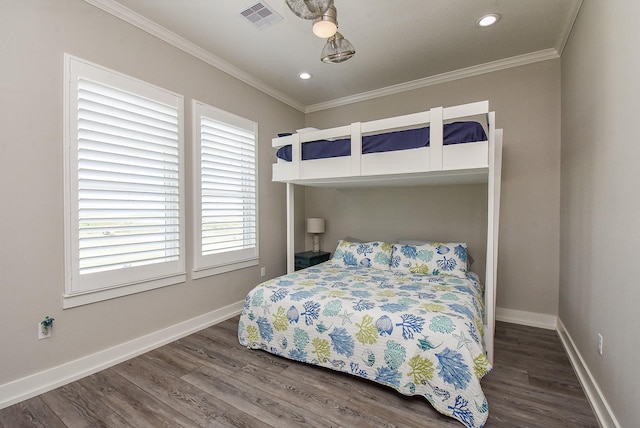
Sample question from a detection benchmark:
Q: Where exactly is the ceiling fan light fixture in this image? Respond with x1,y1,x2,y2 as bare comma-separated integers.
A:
321,32,355,63
312,5,338,38
286,0,332,20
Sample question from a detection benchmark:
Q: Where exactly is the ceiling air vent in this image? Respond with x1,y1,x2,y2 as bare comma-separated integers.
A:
240,2,283,29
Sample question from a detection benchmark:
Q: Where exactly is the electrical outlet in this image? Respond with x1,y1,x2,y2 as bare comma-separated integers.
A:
260,267,266,277
38,324,51,340
597,333,603,356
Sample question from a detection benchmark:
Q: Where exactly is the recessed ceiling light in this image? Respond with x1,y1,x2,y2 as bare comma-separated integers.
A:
478,13,501,27
299,72,312,80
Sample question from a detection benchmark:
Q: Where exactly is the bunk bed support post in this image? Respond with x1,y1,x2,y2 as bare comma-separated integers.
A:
286,182,295,274
484,112,502,365
273,100,502,367
291,133,301,180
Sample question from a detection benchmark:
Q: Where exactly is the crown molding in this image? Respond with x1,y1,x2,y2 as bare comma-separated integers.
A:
305,48,560,113
555,0,583,56
85,0,573,115
83,0,306,112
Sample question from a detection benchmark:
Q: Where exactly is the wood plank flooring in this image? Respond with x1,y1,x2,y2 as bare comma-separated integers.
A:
0,318,598,427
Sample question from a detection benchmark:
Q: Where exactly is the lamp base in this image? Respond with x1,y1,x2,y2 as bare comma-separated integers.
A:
313,234,320,252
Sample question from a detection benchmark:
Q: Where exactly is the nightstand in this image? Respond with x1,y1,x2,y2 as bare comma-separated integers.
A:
294,251,331,270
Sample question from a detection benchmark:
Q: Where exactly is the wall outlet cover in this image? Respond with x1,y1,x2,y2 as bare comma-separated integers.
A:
38,324,51,340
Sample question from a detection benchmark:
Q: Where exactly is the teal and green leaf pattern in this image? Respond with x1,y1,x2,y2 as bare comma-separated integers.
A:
238,262,490,428
391,243,469,278
331,240,394,270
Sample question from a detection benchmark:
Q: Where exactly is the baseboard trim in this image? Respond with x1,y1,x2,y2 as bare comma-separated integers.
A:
0,301,244,410
495,307,557,330
556,318,620,428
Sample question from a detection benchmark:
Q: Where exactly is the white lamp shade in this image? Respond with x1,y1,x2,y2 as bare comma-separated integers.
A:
306,218,325,234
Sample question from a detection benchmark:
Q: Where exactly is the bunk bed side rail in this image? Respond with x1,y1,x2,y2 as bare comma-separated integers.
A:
440,101,490,172
298,125,351,143
271,125,352,148
442,100,489,120
272,100,493,184
360,111,430,134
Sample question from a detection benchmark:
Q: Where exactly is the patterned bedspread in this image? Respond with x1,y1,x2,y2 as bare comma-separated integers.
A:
238,262,491,428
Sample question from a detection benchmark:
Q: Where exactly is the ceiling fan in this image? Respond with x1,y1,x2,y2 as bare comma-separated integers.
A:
285,0,355,63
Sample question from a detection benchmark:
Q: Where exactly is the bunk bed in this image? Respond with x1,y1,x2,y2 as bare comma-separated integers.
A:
238,100,502,428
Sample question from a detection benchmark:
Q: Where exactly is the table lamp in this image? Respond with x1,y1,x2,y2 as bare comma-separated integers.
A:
306,218,325,252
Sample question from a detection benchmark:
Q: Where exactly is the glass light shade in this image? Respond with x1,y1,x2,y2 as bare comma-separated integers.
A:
312,5,338,38
286,0,332,20
321,32,355,63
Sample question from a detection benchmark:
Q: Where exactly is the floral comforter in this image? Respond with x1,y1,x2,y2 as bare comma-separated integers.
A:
238,262,491,428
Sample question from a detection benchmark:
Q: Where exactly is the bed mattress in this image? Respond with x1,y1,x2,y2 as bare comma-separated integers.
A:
238,262,491,428
276,121,487,162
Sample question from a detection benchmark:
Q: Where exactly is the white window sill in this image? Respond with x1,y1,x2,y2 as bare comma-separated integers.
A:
192,258,259,280
63,273,186,309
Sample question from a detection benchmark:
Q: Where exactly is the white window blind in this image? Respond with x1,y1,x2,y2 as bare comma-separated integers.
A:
65,55,185,307
193,101,258,277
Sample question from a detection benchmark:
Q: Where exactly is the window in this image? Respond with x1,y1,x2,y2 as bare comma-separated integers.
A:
64,55,185,308
193,101,258,278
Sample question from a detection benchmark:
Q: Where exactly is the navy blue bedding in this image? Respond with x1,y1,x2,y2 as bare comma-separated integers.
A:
276,121,487,162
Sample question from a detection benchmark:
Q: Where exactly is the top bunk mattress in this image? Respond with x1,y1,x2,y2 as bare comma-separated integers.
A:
276,121,487,162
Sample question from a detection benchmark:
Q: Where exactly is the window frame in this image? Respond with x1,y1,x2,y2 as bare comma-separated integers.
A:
63,54,186,308
192,100,259,279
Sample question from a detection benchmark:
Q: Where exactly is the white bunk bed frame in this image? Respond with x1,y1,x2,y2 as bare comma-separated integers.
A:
272,100,503,364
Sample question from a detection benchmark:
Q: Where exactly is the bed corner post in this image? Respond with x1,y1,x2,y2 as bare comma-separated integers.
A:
286,182,295,274
485,111,503,366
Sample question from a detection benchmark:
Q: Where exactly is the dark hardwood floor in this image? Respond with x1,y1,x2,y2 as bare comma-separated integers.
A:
0,318,598,427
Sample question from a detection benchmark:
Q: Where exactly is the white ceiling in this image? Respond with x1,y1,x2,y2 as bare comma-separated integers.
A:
89,0,582,112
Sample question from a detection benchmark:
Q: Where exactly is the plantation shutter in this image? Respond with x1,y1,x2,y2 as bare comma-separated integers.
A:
194,102,258,275
65,55,185,303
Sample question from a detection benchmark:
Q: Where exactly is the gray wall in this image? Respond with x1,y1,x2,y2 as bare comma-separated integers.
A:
0,0,302,386
560,1,640,426
305,185,489,279
1,0,567,408
305,60,562,317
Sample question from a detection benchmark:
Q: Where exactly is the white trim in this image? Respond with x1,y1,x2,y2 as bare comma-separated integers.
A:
495,307,558,330
84,0,568,114
191,100,259,278
304,49,560,113
192,259,259,280
557,318,621,428
63,273,186,309
555,0,583,56
83,0,305,112
0,301,244,410
63,54,187,306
